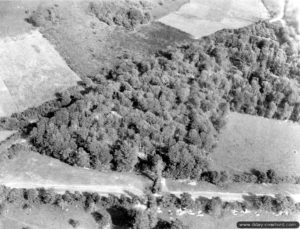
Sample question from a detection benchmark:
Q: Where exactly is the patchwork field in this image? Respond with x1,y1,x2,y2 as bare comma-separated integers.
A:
0,30,80,117
211,112,300,176
158,0,270,38
21,0,192,79
0,149,150,196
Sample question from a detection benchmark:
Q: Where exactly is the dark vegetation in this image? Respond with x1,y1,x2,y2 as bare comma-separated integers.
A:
68,218,80,228
199,169,300,185
157,192,300,217
27,1,151,31
0,185,188,229
88,1,151,30
26,4,61,27
2,186,298,228
2,20,300,182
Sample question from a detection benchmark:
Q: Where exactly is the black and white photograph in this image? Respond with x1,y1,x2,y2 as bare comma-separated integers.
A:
0,0,300,228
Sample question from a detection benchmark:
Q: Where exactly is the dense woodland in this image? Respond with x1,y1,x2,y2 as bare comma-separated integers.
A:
2,21,300,182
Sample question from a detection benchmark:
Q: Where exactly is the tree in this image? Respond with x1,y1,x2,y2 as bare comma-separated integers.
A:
24,189,38,203
112,141,138,172
266,169,278,184
206,197,223,216
180,193,194,209
91,208,112,228
155,219,189,229
131,210,151,229
38,188,57,204
68,219,80,228
169,219,189,229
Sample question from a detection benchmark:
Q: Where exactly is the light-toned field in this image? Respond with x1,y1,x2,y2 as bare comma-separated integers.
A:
211,112,300,176
158,0,270,38
0,131,16,143
262,0,285,19
0,149,150,196
0,202,97,229
0,1,36,38
0,79,17,117
147,0,189,19
0,30,80,117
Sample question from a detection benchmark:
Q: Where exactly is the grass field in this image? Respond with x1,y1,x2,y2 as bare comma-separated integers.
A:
211,112,300,176
0,149,150,196
158,0,270,38
0,130,16,143
0,1,36,38
0,79,18,117
0,30,80,117
0,202,97,229
148,0,189,19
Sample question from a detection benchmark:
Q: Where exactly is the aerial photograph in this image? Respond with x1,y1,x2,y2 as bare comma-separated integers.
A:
0,0,300,228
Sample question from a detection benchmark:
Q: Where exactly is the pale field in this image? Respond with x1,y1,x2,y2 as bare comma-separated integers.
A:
0,79,17,117
0,149,150,196
0,130,16,143
262,0,285,18
0,30,80,117
211,112,300,176
0,1,35,38
0,203,97,229
146,0,189,19
158,0,270,38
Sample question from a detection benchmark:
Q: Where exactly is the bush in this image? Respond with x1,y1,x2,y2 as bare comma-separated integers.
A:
88,1,150,30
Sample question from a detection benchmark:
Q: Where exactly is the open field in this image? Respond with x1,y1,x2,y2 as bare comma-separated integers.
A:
0,149,150,196
0,131,16,143
0,1,36,38
0,203,97,229
262,0,285,20
148,0,189,19
211,112,300,176
0,30,80,117
158,0,270,38
0,79,18,117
